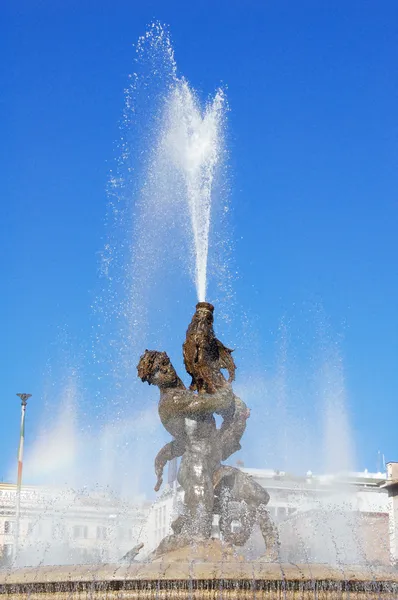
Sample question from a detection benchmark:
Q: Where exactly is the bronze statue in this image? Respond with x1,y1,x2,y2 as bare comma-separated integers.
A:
136,303,279,558
138,348,233,539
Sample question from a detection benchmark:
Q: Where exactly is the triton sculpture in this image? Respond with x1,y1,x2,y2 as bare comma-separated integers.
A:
137,302,279,558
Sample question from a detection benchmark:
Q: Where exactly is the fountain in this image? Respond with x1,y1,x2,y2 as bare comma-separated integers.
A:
1,21,398,600
136,301,279,560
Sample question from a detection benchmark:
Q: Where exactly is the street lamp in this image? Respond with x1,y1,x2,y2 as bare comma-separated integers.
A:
14,393,31,559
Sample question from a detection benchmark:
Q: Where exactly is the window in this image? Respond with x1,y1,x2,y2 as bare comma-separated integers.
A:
96,526,107,541
4,521,15,534
73,525,88,539
3,544,13,557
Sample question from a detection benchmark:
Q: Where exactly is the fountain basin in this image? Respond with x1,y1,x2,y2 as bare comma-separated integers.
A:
1,562,398,599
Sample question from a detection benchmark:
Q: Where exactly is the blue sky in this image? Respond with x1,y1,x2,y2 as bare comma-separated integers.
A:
1,1,397,484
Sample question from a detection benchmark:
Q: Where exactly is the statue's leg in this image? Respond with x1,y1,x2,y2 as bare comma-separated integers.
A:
257,504,280,561
232,469,270,508
178,453,214,540
189,376,197,391
231,470,279,557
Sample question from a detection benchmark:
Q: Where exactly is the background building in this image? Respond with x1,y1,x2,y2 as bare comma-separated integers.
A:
2,463,397,566
0,483,149,567
383,462,398,564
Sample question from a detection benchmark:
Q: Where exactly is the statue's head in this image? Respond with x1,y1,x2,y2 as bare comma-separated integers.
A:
193,301,214,325
137,350,180,389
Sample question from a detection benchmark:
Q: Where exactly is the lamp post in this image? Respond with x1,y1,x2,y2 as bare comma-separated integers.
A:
14,393,31,559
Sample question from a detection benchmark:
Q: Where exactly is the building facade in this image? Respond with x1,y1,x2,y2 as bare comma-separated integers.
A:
0,483,149,567
2,464,397,566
